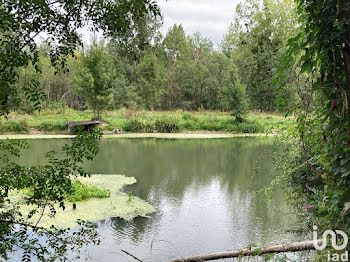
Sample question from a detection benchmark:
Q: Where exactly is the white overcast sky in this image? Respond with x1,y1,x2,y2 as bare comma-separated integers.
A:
80,0,240,46
157,0,240,45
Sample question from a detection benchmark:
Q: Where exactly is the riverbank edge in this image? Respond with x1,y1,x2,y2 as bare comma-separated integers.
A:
0,132,275,140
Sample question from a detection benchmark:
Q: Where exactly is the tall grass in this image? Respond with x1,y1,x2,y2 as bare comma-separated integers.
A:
1,109,294,134
38,120,67,132
65,181,111,202
23,181,110,202
0,120,29,133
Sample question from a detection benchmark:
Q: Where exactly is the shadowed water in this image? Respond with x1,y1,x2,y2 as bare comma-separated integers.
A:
16,137,303,261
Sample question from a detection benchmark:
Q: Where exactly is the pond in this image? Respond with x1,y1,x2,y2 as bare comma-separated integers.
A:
15,137,303,261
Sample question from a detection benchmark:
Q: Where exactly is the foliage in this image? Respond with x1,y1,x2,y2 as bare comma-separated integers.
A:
2,0,303,116
5,109,291,134
220,61,249,120
154,118,181,133
0,1,161,261
163,24,191,63
124,118,156,132
109,8,163,63
0,120,29,133
6,23,261,115
38,120,67,132
111,75,139,109
66,182,110,202
123,117,181,133
0,110,293,134
0,131,103,261
136,53,166,109
23,181,110,202
276,0,350,249
222,0,299,111
0,0,160,116
73,39,115,120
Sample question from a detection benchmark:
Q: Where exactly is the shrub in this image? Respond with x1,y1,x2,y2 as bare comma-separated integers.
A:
154,118,181,133
198,121,223,131
0,120,29,133
181,120,199,130
124,118,155,132
234,122,265,133
23,181,110,202
38,121,67,132
65,181,110,202
44,101,69,114
124,117,181,133
182,112,198,122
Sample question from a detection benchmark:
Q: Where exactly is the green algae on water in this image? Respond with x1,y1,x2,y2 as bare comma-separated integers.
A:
17,174,156,228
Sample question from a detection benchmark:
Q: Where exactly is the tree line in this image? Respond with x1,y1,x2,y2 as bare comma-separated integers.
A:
10,0,298,120
2,0,349,260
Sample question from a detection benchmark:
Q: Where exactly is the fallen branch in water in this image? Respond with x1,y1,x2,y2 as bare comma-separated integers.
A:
121,249,143,262
168,240,322,262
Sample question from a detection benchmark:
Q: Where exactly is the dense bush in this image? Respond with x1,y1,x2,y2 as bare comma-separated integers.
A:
66,181,111,202
154,118,181,133
181,120,200,130
273,0,350,258
23,181,110,202
124,117,181,133
231,122,265,133
197,121,223,131
38,121,67,132
124,118,155,132
182,112,197,121
0,120,29,133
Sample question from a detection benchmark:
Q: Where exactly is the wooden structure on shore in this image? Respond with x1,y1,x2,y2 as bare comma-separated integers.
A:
65,120,101,134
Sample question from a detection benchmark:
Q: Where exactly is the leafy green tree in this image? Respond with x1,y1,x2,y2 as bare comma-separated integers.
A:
0,0,160,116
175,61,208,110
136,53,165,110
112,75,139,109
221,62,249,121
163,24,191,63
222,0,298,111
39,52,80,111
278,0,350,239
109,10,163,64
11,47,80,113
174,33,220,110
0,132,102,261
206,52,232,110
0,1,160,261
74,40,115,120
8,61,42,114
161,64,182,109
160,25,192,109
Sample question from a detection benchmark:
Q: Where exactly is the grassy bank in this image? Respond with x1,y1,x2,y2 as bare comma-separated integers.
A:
0,109,294,134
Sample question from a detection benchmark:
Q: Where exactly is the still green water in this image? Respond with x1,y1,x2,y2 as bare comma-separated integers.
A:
17,137,301,261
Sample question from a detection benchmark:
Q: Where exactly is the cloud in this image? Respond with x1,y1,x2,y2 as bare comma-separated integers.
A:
77,0,240,46
157,0,240,45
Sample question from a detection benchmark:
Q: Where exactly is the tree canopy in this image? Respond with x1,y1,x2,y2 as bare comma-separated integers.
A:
222,0,299,111
278,0,350,237
0,1,161,261
0,0,160,116
74,39,115,120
